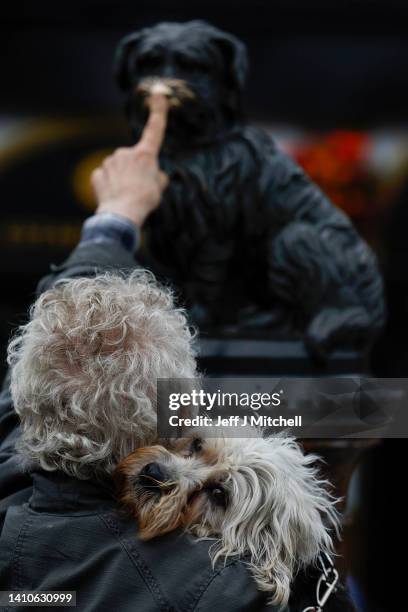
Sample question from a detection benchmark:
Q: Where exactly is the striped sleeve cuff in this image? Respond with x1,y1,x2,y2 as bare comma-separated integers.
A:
80,212,140,254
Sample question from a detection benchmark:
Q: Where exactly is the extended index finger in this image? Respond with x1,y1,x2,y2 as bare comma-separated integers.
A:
138,93,170,156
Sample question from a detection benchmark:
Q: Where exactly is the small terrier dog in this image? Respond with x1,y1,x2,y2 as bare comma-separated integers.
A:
115,430,351,609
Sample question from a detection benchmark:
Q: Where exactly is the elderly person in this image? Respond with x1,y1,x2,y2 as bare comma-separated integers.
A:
0,95,277,611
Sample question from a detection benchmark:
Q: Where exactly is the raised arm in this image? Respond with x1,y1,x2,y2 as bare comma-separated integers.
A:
36,92,170,295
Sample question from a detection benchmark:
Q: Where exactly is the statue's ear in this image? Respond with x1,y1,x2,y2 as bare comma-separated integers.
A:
114,30,148,91
210,31,248,93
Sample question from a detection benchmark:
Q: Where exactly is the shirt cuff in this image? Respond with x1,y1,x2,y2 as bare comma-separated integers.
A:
80,213,140,254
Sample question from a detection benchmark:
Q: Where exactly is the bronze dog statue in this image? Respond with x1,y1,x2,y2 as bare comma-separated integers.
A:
115,20,384,360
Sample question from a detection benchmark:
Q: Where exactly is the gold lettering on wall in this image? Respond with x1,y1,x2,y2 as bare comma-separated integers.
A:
4,223,81,247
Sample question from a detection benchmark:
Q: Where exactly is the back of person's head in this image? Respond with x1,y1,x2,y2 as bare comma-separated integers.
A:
8,270,197,480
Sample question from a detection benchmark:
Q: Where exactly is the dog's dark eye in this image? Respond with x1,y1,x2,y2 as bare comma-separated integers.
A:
176,54,210,74
209,486,228,508
189,437,203,454
137,53,163,72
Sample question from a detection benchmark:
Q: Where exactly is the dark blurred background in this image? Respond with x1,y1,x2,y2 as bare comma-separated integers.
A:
1,1,408,610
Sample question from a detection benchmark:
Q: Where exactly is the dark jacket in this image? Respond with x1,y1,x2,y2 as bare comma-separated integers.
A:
0,240,277,612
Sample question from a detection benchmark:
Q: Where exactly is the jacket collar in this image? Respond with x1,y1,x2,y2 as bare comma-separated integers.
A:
29,470,117,513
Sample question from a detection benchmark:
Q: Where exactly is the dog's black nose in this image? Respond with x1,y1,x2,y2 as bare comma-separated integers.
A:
139,462,168,489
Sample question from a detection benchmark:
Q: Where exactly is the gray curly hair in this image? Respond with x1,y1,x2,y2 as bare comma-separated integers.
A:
7,270,197,479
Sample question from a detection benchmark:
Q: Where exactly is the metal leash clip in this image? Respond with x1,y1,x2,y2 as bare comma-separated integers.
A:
302,553,339,612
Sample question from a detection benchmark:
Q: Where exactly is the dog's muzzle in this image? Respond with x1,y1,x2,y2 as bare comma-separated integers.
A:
135,77,196,108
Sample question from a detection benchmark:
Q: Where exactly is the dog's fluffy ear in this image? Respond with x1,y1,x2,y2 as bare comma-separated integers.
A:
115,29,149,90
211,31,248,93
186,20,248,92
213,437,340,608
